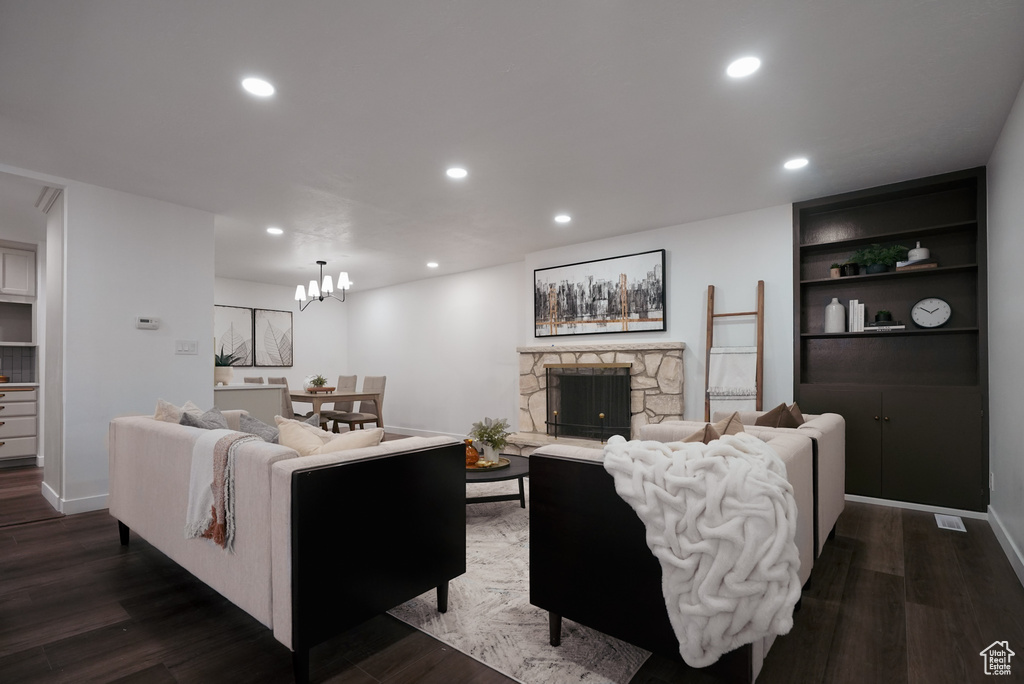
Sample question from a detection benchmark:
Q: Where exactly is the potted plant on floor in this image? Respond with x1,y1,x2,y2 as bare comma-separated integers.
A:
468,417,511,466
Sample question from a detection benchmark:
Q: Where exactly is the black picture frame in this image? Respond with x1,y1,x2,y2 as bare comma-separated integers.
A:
213,305,254,366
254,308,294,367
534,249,666,337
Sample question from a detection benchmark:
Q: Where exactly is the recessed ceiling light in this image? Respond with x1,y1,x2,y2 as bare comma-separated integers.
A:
784,157,809,170
242,77,275,97
554,214,572,224
446,167,468,179
427,262,439,268
726,56,761,78
266,226,283,235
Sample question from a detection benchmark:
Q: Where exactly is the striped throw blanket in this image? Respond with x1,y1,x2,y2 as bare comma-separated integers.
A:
185,429,260,551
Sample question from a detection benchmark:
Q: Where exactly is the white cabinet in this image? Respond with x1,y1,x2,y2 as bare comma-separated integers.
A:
0,248,36,296
0,387,37,460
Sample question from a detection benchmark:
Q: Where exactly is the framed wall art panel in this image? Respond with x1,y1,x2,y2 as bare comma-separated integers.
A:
534,249,666,337
254,308,294,367
213,305,254,366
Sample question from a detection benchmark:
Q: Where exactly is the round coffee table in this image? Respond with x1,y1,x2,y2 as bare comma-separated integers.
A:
466,454,529,508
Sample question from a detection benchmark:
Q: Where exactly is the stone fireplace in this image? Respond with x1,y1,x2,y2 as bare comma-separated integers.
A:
509,342,685,455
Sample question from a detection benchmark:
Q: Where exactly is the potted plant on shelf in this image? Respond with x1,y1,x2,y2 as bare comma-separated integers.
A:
830,263,841,279
468,417,511,466
874,309,893,323
850,243,909,274
839,261,859,277
214,346,239,386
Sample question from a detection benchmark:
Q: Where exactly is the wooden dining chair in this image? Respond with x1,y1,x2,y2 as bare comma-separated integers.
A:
320,375,357,431
332,376,386,432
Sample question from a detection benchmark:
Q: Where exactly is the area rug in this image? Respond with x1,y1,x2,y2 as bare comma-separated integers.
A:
388,479,650,684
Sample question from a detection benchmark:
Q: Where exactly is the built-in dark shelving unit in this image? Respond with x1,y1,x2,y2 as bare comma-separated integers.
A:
793,167,988,511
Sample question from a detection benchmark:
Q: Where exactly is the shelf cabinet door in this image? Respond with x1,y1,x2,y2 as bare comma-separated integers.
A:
0,248,36,296
881,388,984,510
798,385,883,498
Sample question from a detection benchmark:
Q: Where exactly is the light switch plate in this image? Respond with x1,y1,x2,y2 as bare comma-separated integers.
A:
175,340,198,355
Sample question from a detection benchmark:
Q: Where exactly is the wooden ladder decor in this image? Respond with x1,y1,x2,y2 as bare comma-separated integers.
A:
704,280,765,421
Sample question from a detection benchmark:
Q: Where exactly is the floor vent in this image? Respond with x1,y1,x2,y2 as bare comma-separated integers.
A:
935,514,967,532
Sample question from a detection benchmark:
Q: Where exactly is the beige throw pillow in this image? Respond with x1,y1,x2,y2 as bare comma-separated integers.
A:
275,416,384,456
682,423,721,444
712,412,745,436
154,399,202,423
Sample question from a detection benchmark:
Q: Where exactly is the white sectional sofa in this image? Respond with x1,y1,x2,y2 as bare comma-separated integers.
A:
712,410,846,556
108,411,466,683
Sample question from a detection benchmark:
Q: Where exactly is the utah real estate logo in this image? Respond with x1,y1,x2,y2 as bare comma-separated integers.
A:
980,641,1015,676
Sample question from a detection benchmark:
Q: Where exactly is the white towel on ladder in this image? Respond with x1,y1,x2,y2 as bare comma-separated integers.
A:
708,346,757,415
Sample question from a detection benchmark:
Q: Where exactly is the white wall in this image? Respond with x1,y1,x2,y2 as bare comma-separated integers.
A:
60,182,215,512
524,205,794,421
215,277,348,389
987,76,1024,585
346,205,792,438
346,262,524,437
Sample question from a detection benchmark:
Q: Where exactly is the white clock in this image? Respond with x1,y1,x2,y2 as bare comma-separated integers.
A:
911,297,951,328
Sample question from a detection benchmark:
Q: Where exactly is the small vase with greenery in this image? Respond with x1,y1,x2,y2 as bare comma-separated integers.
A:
874,309,893,322
304,374,328,391
829,263,841,279
468,417,511,465
850,243,909,274
214,346,239,386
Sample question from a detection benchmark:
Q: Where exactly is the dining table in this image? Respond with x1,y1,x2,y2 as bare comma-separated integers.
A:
289,390,384,428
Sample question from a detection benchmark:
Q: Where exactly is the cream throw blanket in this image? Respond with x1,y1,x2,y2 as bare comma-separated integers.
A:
602,433,801,667
185,429,260,552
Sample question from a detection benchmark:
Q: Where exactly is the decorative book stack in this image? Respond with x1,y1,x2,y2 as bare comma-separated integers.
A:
848,299,865,332
864,321,906,332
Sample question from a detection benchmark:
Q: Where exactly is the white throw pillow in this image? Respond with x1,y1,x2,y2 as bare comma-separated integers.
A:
154,399,202,423
317,428,385,454
275,415,384,456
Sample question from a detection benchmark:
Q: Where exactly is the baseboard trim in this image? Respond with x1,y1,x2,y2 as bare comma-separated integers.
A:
41,480,62,513
844,494,988,520
388,426,463,440
61,492,108,515
988,506,1024,590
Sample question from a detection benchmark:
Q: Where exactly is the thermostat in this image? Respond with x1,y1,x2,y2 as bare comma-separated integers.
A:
136,316,160,330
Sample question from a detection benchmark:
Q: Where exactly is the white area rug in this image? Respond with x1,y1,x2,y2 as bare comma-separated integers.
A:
389,479,650,684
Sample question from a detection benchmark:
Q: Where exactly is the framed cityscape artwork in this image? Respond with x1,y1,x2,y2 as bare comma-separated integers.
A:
534,249,666,337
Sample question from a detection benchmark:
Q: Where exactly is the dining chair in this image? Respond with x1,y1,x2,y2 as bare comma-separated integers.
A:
320,375,357,431
243,376,265,384
332,375,386,432
267,376,311,419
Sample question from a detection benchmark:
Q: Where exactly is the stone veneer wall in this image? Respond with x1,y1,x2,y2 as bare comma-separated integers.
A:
516,342,685,445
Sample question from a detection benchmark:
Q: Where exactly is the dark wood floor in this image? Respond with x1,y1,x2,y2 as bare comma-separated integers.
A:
3,466,1023,683
0,464,63,528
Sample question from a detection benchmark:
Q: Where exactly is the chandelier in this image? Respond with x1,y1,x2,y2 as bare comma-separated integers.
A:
295,260,350,311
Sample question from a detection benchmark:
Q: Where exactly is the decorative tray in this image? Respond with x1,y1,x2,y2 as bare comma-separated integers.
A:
306,387,336,393
466,457,511,471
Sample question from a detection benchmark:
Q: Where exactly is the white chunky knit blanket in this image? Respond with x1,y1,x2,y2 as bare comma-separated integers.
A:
603,433,801,667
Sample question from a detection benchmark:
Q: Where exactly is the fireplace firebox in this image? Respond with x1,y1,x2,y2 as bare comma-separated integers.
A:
545,364,631,441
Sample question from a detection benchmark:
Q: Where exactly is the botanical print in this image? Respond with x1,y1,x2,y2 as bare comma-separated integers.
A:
213,305,253,366
534,249,666,337
254,308,293,367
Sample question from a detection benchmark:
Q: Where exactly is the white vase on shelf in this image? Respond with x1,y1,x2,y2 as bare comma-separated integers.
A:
824,298,846,333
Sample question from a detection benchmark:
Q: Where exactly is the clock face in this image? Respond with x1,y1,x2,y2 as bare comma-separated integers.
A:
911,297,952,328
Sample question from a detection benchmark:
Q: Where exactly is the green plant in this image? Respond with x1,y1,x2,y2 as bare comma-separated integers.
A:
830,263,841,269
305,374,328,387
849,243,909,267
876,309,891,316
468,417,512,450
214,346,239,366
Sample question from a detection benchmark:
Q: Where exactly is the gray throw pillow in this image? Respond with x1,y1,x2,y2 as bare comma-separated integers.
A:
239,413,280,443
180,407,230,430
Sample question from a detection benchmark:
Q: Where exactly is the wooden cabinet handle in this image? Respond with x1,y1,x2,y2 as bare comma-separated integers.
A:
0,421,5,427
0,442,5,447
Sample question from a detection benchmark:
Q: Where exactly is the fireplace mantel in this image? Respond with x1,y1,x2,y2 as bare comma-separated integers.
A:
511,341,685,456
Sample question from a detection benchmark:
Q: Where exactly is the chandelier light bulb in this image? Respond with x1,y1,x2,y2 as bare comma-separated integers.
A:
295,285,307,301
321,275,334,293
308,280,320,298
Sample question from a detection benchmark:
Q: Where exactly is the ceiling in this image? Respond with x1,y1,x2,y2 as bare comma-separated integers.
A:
2,1,1023,291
